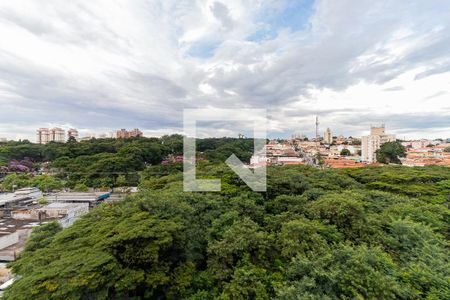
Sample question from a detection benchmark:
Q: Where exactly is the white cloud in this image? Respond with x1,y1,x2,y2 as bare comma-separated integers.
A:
0,0,449,141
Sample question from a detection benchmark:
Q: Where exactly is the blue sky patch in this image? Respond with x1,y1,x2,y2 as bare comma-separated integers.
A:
248,0,315,42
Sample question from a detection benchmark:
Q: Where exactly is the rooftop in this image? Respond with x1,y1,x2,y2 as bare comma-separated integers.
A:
0,218,43,235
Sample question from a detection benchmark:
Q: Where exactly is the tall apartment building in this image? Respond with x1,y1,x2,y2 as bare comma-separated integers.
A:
116,129,128,138
36,128,50,144
50,128,65,142
36,127,65,144
361,125,396,163
323,128,332,144
67,128,79,141
115,128,143,138
129,128,143,137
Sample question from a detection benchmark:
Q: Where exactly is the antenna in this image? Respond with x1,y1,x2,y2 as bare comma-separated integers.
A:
315,115,319,140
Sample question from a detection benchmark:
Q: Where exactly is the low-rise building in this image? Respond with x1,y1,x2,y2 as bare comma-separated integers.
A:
37,202,89,228
324,157,367,168
335,135,346,145
0,188,42,214
0,218,38,261
45,192,110,207
250,141,304,167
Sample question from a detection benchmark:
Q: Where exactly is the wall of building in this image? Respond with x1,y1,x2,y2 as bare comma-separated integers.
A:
0,233,19,251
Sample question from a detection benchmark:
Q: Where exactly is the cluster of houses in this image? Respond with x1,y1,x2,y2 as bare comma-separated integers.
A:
249,138,450,169
250,142,305,167
250,139,368,169
0,187,119,290
400,140,450,166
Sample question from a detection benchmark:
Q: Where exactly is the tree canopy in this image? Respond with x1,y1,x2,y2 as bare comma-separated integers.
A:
0,135,256,188
340,148,351,156
376,141,406,164
4,164,450,299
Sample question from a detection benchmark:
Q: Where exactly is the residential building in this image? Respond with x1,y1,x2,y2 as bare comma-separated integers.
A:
291,133,307,140
128,128,143,137
50,128,65,142
250,141,304,167
36,128,50,144
0,138,6,143
401,140,434,149
324,157,366,168
323,128,332,144
36,127,65,144
399,142,450,167
116,129,128,138
67,128,79,141
336,144,361,155
361,125,396,163
335,135,346,144
115,128,143,138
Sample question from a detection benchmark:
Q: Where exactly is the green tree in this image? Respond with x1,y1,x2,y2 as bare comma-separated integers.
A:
23,222,62,253
37,197,48,205
340,148,351,156
29,175,64,192
73,183,89,192
67,136,77,143
4,164,450,299
116,175,127,187
0,173,31,191
315,152,324,166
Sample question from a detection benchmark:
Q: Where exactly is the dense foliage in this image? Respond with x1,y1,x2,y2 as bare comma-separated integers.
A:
0,173,65,192
5,164,450,299
0,136,255,188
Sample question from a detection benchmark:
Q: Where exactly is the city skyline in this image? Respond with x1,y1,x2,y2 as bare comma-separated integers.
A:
1,2,449,297
1,121,450,142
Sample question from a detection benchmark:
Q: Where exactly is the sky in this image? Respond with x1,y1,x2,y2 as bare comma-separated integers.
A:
0,0,449,141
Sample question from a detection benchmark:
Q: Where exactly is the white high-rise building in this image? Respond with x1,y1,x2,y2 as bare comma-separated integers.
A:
361,125,396,163
323,128,332,144
36,127,65,144
50,128,65,143
36,128,50,144
67,128,79,141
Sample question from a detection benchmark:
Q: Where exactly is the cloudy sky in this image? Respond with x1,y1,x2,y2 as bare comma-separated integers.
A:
0,0,449,141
